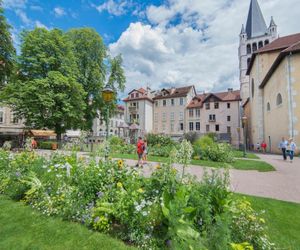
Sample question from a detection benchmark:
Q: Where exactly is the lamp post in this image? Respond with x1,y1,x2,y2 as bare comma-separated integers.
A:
242,116,248,158
102,84,115,159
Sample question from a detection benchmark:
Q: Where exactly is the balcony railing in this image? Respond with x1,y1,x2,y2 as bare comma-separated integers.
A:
209,118,216,122
128,106,138,113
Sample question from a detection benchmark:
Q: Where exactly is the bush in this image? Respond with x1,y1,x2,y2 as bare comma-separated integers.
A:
183,132,200,144
203,143,235,163
193,135,214,156
109,136,124,146
38,141,54,150
146,133,174,147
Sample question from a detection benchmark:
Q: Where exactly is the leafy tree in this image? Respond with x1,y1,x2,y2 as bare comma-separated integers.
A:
1,28,86,140
0,0,16,87
66,28,126,131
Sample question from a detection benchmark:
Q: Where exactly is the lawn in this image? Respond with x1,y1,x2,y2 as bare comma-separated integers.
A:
0,196,136,250
237,194,300,249
111,153,275,172
232,150,260,159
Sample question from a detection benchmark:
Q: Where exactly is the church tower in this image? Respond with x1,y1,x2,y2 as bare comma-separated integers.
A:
239,0,277,104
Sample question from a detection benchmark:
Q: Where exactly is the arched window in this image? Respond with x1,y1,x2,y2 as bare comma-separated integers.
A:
265,40,269,45
252,43,257,52
258,41,263,49
267,102,270,111
251,79,254,98
276,93,282,106
246,44,251,54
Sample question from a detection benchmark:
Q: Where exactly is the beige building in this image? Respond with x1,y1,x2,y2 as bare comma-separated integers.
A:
123,88,154,134
153,86,196,137
246,33,300,153
0,106,25,146
187,90,241,146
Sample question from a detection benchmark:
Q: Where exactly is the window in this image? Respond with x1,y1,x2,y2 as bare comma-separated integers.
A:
227,116,231,122
196,122,200,131
111,121,113,127
246,44,251,54
214,102,219,109
131,93,134,98
115,121,118,127
251,78,254,98
170,123,174,132
180,123,184,131
171,99,174,106
154,113,158,122
195,109,200,117
227,103,231,109
170,112,175,120
276,93,282,106
189,109,193,118
267,102,270,111
265,40,269,45
227,126,231,134
10,113,18,124
215,124,219,132
155,101,158,107
163,100,167,106
206,125,210,132
179,112,183,120
252,43,257,52
189,122,194,131
180,98,184,105
135,93,139,98
162,123,166,132
258,41,263,49
209,114,216,121
205,103,210,110
0,111,3,123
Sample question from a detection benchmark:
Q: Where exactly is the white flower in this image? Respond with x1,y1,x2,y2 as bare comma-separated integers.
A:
142,211,148,216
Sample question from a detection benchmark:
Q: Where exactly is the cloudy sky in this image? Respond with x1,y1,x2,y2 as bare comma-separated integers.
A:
3,0,300,95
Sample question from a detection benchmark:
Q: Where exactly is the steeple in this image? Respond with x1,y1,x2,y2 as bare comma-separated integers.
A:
269,16,276,27
245,0,267,39
240,24,245,35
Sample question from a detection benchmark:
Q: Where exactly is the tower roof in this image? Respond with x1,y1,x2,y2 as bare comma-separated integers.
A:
269,16,276,27
245,0,267,39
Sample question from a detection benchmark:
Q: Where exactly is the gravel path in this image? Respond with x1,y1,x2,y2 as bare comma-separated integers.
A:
37,150,300,203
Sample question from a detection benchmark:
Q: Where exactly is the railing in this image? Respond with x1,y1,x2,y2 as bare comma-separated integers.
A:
128,106,138,113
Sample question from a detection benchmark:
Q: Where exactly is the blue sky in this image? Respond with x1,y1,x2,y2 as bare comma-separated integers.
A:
3,0,300,94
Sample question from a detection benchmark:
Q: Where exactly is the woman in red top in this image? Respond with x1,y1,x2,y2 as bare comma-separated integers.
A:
261,141,267,153
136,137,144,167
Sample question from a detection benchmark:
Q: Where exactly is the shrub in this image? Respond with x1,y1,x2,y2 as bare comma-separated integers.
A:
38,141,53,150
193,135,214,157
204,143,235,163
183,132,200,144
109,136,124,146
146,133,174,147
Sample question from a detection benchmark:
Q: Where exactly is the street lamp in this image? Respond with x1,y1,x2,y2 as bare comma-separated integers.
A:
102,84,115,159
242,116,248,157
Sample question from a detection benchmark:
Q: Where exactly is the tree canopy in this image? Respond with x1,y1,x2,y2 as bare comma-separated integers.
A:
0,0,16,87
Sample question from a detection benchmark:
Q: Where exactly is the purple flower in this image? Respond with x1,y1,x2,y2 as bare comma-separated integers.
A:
94,216,100,223
15,171,21,177
96,191,104,198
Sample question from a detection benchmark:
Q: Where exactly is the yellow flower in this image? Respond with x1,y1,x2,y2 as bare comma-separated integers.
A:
172,168,177,174
259,218,265,224
155,165,161,170
137,188,144,193
117,182,123,188
117,160,124,169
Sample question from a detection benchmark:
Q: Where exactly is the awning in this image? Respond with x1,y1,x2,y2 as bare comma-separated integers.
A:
129,123,140,130
30,130,56,137
117,122,129,128
66,130,81,137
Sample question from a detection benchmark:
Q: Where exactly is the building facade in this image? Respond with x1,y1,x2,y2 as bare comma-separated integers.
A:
246,33,300,153
239,0,277,104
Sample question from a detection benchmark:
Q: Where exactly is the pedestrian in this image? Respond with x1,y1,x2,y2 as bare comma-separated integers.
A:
287,138,297,163
278,137,288,160
256,142,261,152
31,138,37,150
142,139,148,164
136,137,144,167
261,141,267,153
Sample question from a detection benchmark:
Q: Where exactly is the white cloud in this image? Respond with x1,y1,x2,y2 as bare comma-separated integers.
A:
15,9,31,24
35,20,49,29
54,7,66,17
109,0,300,94
93,0,132,16
3,0,26,9
30,5,43,11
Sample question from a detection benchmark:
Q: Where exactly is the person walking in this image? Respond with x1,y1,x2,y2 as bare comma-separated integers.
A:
142,139,148,165
136,137,144,167
278,137,288,160
287,138,297,163
261,141,267,153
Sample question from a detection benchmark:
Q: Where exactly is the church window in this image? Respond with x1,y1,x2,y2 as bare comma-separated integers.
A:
251,79,254,98
267,102,270,111
265,40,269,45
246,44,251,54
276,94,282,106
252,43,257,52
258,41,263,49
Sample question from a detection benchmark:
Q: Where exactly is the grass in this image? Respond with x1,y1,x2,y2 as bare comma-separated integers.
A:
236,194,300,249
232,150,260,159
0,196,136,250
111,153,275,172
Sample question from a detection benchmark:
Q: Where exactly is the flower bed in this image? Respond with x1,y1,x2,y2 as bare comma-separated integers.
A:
0,146,274,250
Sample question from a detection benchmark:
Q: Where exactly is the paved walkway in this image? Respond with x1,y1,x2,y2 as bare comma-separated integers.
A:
37,150,300,203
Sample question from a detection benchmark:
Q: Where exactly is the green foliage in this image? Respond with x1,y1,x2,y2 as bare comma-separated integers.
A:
0,149,275,249
183,132,200,144
193,136,214,157
146,133,175,147
38,141,53,150
0,1,15,87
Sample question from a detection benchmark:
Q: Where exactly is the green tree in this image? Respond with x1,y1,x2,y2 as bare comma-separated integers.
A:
0,0,16,87
66,28,126,131
1,28,86,140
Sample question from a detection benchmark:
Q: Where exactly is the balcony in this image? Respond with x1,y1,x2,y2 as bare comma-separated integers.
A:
209,118,216,122
128,106,138,113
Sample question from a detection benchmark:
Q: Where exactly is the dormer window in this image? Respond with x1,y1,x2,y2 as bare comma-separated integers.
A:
131,93,134,98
